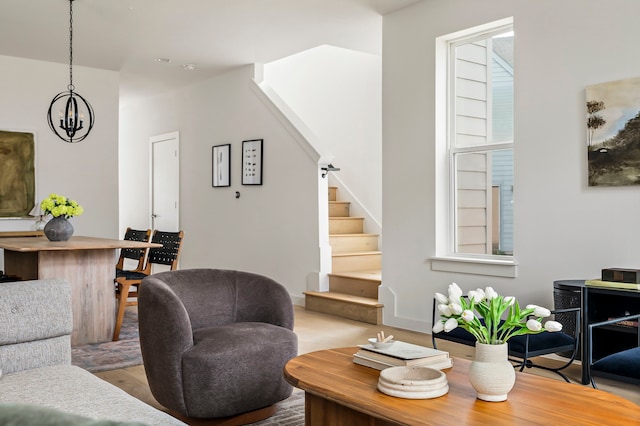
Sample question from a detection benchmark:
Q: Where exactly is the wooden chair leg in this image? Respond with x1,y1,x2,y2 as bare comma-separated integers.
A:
113,281,132,341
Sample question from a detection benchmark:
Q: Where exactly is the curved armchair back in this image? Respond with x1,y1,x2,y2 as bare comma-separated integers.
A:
144,268,294,331
138,275,194,413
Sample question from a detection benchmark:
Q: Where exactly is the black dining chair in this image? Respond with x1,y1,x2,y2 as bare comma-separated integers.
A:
113,230,184,341
115,228,151,279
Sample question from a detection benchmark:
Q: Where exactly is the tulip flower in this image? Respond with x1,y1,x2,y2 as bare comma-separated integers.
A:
435,292,449,305
432,320,445,334
444,317,459,332
448,282,463,301
468,290,483,303
504,296,515,306
449,302,463,315
475,288,486,299
533,306,551,318
526,319,542,332
485,287,498,300
544,320,563,332
461,309,475,322
438,304,452,316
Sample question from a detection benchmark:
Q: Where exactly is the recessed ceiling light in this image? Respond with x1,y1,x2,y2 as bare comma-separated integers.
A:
182,64,196,71
154,58,172,63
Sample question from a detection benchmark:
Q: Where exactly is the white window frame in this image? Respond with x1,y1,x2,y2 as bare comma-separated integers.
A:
432,17,517,278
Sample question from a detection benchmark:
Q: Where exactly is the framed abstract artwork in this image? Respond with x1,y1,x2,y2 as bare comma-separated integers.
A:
587,76,640,186
0,130,35,216
212,144,231,187
242,139,263,185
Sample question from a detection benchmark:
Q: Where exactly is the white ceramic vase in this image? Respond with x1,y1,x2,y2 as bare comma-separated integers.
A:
468,342,515,402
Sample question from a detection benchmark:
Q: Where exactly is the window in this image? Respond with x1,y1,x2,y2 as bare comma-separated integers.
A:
434,18,515,276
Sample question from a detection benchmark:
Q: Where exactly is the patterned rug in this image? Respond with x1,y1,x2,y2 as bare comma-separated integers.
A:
71,309,142,373
71,310,306,424
249,389,304,425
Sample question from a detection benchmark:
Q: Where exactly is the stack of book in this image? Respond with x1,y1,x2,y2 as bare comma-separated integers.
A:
585,267,640,290
353,340,452,371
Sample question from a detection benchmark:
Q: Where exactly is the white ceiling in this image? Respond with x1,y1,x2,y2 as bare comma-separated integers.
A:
0,0,421,103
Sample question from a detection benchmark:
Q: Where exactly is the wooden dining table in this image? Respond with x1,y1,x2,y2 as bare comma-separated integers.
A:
0,236,161,345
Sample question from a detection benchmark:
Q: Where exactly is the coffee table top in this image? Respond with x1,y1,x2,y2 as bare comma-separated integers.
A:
284,347,640,426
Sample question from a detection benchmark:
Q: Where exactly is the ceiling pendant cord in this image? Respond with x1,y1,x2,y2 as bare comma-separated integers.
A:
46,0,95,144
68,0,74,94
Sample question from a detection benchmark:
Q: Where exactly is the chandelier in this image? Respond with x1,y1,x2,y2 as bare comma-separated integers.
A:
47,0,94,143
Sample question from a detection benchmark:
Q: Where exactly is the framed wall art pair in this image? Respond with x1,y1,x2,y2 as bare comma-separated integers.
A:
212,139,263,187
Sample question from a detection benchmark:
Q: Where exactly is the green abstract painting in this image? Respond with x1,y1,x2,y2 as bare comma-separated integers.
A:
0,130,35,216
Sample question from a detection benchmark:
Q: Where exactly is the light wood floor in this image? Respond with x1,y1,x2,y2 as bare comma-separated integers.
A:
96,306,640,422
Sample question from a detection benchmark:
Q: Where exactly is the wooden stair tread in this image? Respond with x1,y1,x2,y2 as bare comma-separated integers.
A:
329,233,378,237
329,270,381,281
329,216,365,220
332,251,381,257
304,291,383,307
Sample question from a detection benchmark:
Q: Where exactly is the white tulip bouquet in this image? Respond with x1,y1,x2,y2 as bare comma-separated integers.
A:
433,283,562,345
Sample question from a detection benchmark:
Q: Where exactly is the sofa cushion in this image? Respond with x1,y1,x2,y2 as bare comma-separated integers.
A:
592,347,640,380
0,365,185,425
0,279,72,345
183,322,297,418
0,403,146,426
508,331,575,354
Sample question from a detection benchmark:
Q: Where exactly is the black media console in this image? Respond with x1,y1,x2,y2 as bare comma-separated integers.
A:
554,280,640,385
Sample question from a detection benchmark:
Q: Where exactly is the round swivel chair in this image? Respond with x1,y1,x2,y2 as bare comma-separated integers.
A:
137,268,298,421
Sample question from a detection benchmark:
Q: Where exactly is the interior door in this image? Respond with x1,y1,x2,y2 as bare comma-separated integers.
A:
150,132,179,232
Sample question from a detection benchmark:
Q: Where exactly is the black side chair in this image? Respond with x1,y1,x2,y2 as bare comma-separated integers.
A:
432,298,580,382
113,230,184,341
588,313,640,388
507,307,580,383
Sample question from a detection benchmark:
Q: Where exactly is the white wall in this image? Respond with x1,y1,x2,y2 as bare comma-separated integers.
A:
119,65,320,303
264,45,382,227
0,55,119,239
382,0,640,332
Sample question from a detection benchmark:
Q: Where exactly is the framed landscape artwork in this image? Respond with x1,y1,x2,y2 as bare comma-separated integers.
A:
0,130,35,216
587,76,640,186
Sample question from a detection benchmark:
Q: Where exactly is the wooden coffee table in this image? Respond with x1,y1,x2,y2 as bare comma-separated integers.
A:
284,347,640,425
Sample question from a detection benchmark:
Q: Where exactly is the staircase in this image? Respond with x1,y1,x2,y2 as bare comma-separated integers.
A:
304,186,383,324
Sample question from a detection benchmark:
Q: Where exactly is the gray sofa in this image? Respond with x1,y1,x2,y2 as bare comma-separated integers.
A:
0,278,185,425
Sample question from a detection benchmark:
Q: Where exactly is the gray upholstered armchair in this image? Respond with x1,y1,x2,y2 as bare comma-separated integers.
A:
137,268,298,420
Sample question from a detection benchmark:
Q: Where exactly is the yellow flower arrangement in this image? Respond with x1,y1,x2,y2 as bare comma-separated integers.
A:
40,193,84,219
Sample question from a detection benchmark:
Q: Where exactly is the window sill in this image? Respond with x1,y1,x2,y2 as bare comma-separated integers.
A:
430,256,518,278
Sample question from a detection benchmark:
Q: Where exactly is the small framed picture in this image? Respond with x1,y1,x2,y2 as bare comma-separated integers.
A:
212,144,231,187
242,139,263,185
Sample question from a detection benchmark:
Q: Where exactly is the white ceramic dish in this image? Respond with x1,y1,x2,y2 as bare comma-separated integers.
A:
377,366,449,399
377,381,449,399
368,337,395,349
380,365,447,386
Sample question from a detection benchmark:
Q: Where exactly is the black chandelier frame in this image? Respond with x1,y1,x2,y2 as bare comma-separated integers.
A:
47,0,94,143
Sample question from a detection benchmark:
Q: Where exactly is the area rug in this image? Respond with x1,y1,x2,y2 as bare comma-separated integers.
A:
249,389,305,426
71,309,142,373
